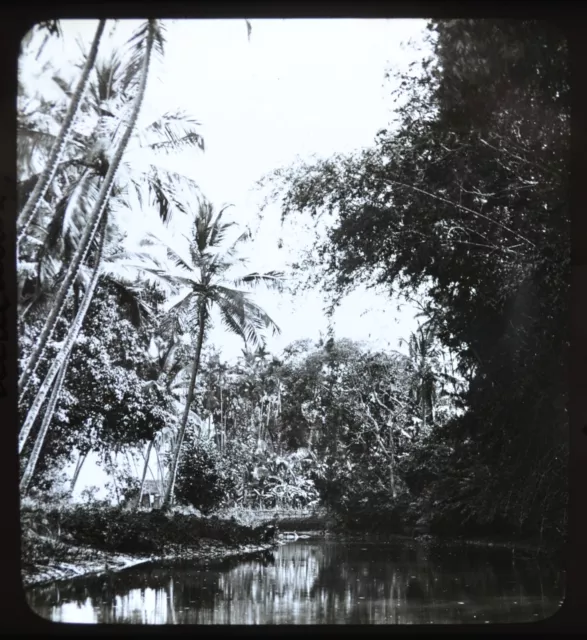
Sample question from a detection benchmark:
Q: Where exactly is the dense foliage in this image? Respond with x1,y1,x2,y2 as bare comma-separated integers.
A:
21,501,275,562
260,19,569,543
18,19,568,557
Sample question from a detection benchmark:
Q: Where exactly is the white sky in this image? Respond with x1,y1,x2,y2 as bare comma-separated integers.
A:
20,18,431,495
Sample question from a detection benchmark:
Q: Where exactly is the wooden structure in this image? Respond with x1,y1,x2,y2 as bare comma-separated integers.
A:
141,479,163,508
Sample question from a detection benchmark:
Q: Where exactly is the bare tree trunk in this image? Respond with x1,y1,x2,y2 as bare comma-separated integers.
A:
422,395,426,431
109,452,121,504
154,441,165,494
219,385,224,452
257,405,264,449
136,439,154,511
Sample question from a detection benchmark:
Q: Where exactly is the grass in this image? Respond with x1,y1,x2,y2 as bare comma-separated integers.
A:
21,500,277,564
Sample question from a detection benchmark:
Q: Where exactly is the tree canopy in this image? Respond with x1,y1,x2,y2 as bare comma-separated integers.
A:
260,19,569,541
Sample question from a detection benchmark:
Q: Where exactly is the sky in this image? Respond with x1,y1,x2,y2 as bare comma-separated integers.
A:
20,18,431,496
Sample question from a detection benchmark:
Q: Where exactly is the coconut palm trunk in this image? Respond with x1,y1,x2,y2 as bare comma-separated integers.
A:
17,20,106,243
163,305,207,508
137,439,155,511
20,353,70,494
19,217,108,492
147,200,283,507
18,212,108,453
18,20,156,400
69,450,89,496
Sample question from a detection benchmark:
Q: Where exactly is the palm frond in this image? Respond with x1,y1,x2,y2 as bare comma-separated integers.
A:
208,204,236,248
161,340,180,373
89,55,122,107
170,290,197,316
43,171,96,255
215,295,251,345
138,266,197,295
118,20,160,97
193,200,214,252
225,227,253,257
100,241,165,279
102,275,156,328
51,74,74,99
17,126,60,179
143,231,193,273
233,270,285,292
160,312,187,340
17,126,59,152
151,20,167,59
129,165,198,224
212,286,281,345
144,110,205,154
33,174,100,290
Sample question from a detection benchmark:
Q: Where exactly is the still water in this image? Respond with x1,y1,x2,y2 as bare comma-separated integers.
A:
26,538,564,625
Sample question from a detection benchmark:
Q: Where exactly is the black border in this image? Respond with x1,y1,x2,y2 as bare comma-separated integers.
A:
0,1,583,636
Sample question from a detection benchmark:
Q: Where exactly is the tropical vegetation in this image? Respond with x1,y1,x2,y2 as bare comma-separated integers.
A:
17,17,568,574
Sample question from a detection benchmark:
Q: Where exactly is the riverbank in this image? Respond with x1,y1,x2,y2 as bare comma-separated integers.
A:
21,502,279,589
22,536,276,588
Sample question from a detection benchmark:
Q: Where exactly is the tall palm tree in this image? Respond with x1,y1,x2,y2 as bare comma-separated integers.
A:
143,198,284,508
17,20,106,243
136,332,198,507
18,219,159,454
18,21,206,397
17,55,204,330
19,212,108,493
401,322,440,432
18,20,161,400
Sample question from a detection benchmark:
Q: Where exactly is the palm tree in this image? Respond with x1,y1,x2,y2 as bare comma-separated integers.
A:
401,322,440,433
18,20,161,401
17,20,106,243
143,198,284,508
18,219,159,454
136,333,197,508
17,52,204,332
19,212,108,493
18,20,207,402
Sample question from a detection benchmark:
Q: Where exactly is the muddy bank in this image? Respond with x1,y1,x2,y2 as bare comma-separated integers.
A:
22,538,276,589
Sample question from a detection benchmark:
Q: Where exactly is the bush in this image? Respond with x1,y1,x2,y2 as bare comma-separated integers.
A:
30,503,273,556
314,464,409,534
175,436,235,515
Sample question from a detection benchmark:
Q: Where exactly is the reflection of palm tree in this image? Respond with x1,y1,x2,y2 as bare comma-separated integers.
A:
167,577,176,624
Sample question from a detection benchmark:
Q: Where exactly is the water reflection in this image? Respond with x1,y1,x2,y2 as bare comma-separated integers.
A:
26,540,564,624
